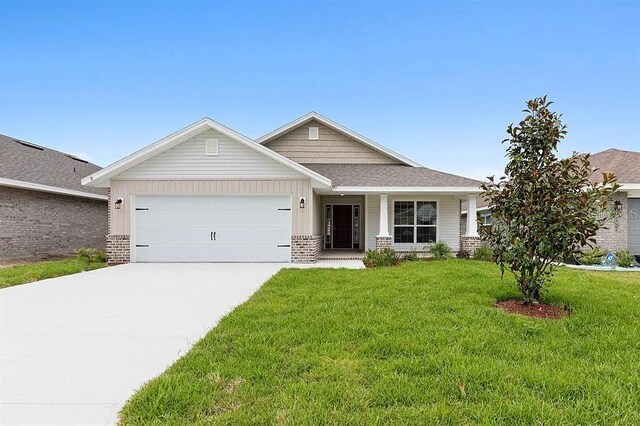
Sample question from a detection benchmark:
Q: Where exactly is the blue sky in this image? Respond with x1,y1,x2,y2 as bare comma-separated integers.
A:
1,0,638,180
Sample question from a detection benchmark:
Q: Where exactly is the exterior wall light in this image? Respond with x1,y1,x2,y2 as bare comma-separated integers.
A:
614,200,623,212
299,197,306,209
114,198,124,209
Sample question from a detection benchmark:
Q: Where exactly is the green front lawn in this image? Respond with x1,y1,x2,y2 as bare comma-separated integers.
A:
120,261,640,424
0,258,107,289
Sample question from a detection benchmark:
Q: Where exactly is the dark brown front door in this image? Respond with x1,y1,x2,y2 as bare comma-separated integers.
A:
332,205,353,249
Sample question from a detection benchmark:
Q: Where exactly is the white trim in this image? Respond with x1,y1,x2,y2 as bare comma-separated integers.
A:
333,186,482,194
256,112,422,167
465,195,478,237
0,177,108,201
461,206,491,215
620,184,640,190
82,117,332,188
378,194,390,237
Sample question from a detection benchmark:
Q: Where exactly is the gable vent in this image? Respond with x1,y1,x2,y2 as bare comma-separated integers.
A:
308,127,319,140
206,139,219,156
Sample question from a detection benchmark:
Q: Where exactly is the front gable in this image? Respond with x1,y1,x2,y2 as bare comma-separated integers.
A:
117,128,306,180
263,119,402,165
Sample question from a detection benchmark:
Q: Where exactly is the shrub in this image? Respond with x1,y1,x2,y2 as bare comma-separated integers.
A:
456,249,471,259
428,241,452,260
75,248,108,264
615,250,635,268
473,244,494,262
577,247,607,265
403,251,420,262
365,248,401,267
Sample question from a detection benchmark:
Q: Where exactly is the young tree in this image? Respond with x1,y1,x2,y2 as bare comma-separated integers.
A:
480,97,619,304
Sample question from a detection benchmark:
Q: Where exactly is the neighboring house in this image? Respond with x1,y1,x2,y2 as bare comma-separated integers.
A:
0,134,108,261
589,149,640,256
461,148,640,257
82,113,482,264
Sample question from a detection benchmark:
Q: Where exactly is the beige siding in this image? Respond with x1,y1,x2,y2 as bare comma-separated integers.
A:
118,129,304,180
365,194,461,251
264,119,402,165
313,192,322,235
110,179,313,235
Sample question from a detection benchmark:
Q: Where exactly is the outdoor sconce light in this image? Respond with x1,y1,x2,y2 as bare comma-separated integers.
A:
299,197,306,209
114,198,124,210
614,200,623,212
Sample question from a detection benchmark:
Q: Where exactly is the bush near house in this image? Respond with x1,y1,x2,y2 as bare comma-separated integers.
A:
428,241,453,260
615,250,635,268
473,244,494,262
364,248,402,267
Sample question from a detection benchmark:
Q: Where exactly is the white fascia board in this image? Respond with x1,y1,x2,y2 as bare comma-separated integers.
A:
82,118,332,188
332,186,483,194
620,184,640,190
0,177,108,201
461,206,491,215
256,112,422,167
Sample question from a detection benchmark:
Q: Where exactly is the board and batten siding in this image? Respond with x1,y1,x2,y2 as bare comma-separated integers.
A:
264,119,402,165
109,179,314,236
365,194,461,251
117,128,305,180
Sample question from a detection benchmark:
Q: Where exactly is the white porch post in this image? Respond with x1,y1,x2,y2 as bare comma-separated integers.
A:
466,195,478,237
378,194,390,237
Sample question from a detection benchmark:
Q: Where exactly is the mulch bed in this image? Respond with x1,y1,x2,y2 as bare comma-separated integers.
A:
495,299,569,319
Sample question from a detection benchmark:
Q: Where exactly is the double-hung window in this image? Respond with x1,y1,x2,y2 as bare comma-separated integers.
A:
393,201,437,244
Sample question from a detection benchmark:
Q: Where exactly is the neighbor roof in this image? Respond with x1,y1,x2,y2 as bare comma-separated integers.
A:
303,163,481,190
0,134,107,199
256,112,421,167
589,148,640,185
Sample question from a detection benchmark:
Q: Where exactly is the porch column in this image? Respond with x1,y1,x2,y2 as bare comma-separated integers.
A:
466,195,478,237
376,194,392,250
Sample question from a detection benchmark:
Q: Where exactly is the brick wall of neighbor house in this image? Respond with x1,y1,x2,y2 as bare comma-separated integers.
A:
592,193,628,253
291,235,322,263
0,186,107,260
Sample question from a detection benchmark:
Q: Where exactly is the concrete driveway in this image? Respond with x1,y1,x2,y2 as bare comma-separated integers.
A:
0,263,284,425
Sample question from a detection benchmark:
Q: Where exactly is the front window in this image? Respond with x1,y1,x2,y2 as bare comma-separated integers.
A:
394,201,437,244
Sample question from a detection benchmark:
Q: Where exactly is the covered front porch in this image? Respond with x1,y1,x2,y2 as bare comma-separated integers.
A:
313,190,483,257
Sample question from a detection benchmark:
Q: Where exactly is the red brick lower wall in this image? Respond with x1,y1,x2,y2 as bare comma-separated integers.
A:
106,235,130,265
375,236,392,250
0,186,107,261
291,235,322,263
460,236,484,254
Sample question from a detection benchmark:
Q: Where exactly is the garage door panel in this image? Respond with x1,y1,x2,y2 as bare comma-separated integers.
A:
134,195,292,262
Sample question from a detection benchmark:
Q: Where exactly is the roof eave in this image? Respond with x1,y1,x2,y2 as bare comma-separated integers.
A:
331,186,482,194
0,177,108,201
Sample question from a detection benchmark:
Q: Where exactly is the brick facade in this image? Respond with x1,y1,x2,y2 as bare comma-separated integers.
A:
460,235,484,254
375,236,392,250
592,193,628,253
106,235,130,265
291,235,322,263
0,186,107,261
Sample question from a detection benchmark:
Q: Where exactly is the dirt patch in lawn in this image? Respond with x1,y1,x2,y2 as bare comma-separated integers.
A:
495,299,569,319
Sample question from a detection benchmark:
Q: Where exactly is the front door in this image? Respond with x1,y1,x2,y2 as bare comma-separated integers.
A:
332,205,353,249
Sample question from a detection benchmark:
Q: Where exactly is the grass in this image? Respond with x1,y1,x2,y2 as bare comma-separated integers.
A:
119,260,640,424
0,258,107,289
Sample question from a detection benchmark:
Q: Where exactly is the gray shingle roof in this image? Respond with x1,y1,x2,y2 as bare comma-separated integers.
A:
302,163,481,188
589,148,640,184
0,134,107,196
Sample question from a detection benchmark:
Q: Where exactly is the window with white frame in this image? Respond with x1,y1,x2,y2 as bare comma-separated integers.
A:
478,210,492,226
393,201,437,244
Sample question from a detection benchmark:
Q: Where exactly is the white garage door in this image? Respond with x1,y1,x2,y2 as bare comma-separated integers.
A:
133,195,292,262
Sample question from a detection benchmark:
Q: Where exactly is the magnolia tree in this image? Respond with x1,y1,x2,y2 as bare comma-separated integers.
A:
480,97,619,304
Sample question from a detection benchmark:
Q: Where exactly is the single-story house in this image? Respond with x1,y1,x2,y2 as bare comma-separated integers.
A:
0,134,108,261
82,112,483,264
461,148,640,257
